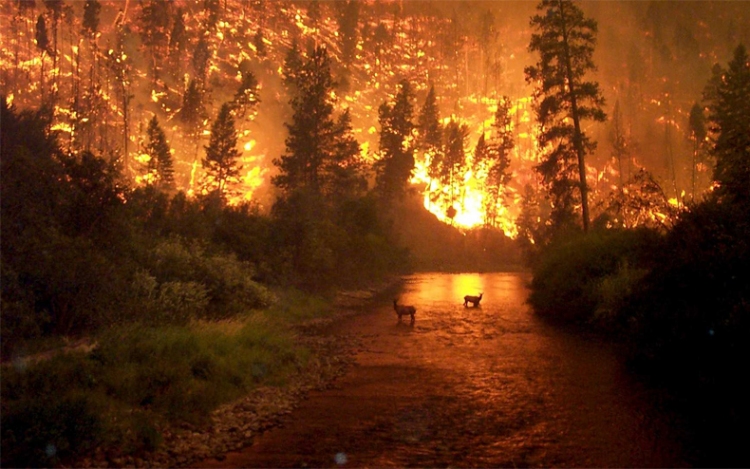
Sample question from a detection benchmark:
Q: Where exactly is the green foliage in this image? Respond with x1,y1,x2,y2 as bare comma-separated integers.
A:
1,316,307,467
528,228,660,324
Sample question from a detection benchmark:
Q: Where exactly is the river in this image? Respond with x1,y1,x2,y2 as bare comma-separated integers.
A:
197,272,694,467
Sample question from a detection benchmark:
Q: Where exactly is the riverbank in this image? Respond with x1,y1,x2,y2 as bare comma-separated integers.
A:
69,279,400,469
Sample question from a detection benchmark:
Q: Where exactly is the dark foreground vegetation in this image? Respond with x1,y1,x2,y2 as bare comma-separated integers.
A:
527,45,750,466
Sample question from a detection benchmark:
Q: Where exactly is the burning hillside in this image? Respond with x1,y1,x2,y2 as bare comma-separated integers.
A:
1,0,746,235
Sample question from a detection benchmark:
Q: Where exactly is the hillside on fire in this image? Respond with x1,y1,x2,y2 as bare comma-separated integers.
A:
1,0,749,467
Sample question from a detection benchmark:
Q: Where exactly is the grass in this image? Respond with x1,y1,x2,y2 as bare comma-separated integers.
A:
1,292,331,468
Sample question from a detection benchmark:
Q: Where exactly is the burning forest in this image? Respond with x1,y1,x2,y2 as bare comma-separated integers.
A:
2,0,746,237
2,1,750,468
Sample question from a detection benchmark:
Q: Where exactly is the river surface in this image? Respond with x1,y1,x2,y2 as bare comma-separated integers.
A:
198,272,694,468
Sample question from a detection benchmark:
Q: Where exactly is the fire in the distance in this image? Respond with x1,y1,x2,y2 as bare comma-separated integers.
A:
1,0,743,236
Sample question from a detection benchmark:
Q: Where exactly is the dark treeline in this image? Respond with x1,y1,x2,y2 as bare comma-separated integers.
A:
527,39,750,466
0,91,407,356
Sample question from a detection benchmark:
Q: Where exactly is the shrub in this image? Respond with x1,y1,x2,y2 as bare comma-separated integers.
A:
528,228,660,324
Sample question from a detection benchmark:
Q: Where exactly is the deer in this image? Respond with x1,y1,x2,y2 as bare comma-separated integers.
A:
463,292,483,308
393,299,416,324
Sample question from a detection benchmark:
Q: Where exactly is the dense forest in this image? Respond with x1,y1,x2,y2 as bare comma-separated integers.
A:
1,0,748,466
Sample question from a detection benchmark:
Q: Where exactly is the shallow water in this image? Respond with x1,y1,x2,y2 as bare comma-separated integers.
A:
199,272,692,468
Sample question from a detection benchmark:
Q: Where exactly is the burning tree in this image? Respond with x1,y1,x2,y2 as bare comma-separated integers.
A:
202,102,242,204
525,0,606,233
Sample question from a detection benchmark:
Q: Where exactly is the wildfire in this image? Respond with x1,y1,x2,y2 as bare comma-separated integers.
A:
0,0,711,237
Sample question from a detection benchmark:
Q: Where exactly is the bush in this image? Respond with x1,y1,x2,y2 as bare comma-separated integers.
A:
528,228,660,324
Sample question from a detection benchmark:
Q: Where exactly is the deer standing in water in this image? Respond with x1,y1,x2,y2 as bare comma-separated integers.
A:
393,299,416,324
463,292,483,308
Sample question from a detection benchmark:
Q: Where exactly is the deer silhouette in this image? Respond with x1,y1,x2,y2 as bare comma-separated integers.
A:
393,299,416,324
463,292,483,308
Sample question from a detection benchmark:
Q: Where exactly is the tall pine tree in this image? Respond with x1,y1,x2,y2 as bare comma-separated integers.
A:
704,44,750,207
483,96,514,227
202,103,242,204
417,85,443,190
375,79,415,202
273,45,338,196
525,0,606,233
142,115,175,191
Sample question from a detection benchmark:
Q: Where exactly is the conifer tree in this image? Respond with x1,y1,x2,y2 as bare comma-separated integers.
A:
143,116,174,191
179,79,205,145
282,39,304,92
138,0,171,83
482,96,514,227
417,85,443,187
202,103,242,203
337,1,359,66
35,14,50,104
375,79,415,202
168,8,188,74
323,108,367,201
192,35,211,85
704,44,750,206
233,70,260,119
441,118,469,218
525,0,606,232
273,45,337,195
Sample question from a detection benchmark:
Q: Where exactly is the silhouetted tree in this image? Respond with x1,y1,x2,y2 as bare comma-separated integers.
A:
34,13,50,104
337,0,359,66
417,85,443,187
483,96,514,227
168,8,188,74
282,39,304,93
323,108,367,202
704,44,750,207
179,79,205,145
375,79,415,203
143,116,175,191
202,103,242,204
232,69,260,119
138,0,171,83
253,29,267,57
43,0,62,101
192,35,210,85
525,0,607,232
273,45,338,196
441,118,469,219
